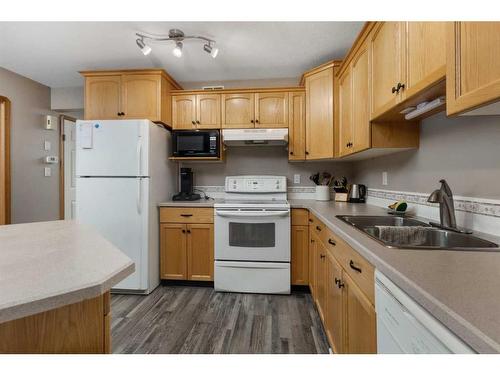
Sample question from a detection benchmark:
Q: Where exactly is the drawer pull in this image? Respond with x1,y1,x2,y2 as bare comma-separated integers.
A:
308,219,313,223
316,225,322,232
349,260,362,273
320,254,325,259
186,229,191,234
328,238,336,246
338,281,345,289
182,229,186,233
335,277,341,285
180,214,193,217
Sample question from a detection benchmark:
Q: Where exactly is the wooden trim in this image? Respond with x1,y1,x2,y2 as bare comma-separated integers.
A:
59,115,77,220
337,22,377,78
0,96,11,225
172,87,305,95
80,69,183,90
299,60,343,86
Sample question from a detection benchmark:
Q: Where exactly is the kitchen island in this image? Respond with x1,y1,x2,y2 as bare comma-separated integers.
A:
0,220,134,354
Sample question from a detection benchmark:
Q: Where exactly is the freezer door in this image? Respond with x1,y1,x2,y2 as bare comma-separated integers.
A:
76,177,149,291
76,119,150,177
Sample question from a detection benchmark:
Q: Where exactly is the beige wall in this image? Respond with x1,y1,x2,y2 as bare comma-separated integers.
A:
354,113,500,199
0,67,61,223
181,146,355,188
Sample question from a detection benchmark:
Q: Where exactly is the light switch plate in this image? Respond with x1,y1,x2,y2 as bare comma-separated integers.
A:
44,167,51,177
382,171,388,186
293,174,301,184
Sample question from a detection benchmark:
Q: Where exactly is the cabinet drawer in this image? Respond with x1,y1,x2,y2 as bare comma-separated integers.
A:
291,208,309,226
327,230,374,305
309,213,326,233
160,207,214,223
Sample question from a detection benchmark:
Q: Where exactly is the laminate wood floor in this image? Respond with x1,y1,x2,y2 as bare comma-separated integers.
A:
111,285,329,354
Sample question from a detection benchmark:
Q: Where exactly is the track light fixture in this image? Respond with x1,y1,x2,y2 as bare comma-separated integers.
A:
136,38,152,56
135,29,219,58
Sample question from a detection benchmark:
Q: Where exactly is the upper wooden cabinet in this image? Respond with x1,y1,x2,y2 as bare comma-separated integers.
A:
288,91,306,161
172,94,221,129
222,93,255,128
447,22,500,116
370,22,405,118
303,61,340,160
255,92,288,128
338,66,353,157
81,69,182,125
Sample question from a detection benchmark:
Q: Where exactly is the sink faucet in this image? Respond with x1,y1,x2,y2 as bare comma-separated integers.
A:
427,179,457,229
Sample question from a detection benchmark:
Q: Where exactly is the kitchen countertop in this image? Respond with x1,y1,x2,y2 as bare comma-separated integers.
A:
159,198,500,353
0,220,134,324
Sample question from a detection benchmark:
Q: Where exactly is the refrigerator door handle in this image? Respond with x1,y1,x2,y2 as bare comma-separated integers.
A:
137,178,143,214
136,139,142,176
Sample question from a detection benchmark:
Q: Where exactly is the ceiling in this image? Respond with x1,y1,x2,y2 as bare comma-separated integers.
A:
0,22,364,88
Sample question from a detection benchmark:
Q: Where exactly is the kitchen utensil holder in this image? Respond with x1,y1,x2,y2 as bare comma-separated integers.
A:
315,186,330,201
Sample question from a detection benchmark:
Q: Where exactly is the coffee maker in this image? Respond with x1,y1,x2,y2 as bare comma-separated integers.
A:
172,168,201,201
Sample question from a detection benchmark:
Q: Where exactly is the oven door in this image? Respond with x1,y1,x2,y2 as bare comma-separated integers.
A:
214,208,290,262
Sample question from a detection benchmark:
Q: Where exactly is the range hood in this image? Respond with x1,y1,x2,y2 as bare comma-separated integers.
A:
222,128,288,146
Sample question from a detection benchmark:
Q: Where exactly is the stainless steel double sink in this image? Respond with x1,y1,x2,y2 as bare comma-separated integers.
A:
336,215,499,251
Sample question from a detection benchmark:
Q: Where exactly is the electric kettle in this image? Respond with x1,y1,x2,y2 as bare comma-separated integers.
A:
349,184,367,203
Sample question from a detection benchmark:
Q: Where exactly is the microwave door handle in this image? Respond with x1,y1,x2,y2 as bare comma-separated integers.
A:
215,211,289,218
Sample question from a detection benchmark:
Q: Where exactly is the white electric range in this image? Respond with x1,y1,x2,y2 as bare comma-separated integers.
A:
214,176,291,294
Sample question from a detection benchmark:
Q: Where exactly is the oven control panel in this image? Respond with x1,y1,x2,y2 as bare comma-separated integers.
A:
225,176,287,193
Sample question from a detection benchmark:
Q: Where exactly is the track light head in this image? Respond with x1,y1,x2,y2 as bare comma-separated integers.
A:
136,38,152,56
203,43,219,58
172,41,183,58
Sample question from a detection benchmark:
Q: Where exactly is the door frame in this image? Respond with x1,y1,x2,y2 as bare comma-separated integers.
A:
59,115,77,219
0,96,11,225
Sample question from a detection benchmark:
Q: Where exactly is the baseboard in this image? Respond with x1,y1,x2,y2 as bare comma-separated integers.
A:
161,279,215,288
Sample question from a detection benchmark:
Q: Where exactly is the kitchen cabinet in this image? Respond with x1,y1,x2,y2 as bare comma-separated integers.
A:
308,227,318,296
288,91,306,161
159,207,214,281
351,46,371,153
446,22,500,115
255,92,288,128
291,208,309,286
325,253,344,354
338,68,353,157
221,93,255,128
370,22,404,119
314,237,328,323
344,272,377,353
172,94,221,129
303,62,340,159
81,69,182,125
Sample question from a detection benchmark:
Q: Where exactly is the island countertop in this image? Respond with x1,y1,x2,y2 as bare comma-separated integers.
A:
0,220,134,324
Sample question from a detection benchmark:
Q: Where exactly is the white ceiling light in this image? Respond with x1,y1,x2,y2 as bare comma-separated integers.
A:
135,29,219,58
172,41,183,58
135,38,152,55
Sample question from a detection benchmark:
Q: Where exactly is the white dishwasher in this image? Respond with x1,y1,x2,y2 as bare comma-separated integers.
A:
375,270,475,353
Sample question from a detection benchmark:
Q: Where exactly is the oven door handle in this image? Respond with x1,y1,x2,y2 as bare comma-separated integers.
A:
215,211,289,218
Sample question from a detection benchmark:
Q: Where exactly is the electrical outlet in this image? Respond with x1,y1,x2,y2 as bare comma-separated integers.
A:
293,174,301,184
382,171,388,186
44,167,51,177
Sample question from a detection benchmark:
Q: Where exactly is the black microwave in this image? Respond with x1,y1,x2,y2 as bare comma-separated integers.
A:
172,130,220,157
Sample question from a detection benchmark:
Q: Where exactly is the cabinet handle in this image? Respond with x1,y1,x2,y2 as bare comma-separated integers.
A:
187,229,191,234
308,219,313,223
305,151,309,155
391,86,398,94
320,254,325,259
310,239,315,243
180,214,193,217
182,229,186,233
338,281,345,289
191,121,196,125
117,112,121,116
349,260,362,273
255,119,259,123
328,239,336,246
316,225,322,232
335,277,341,285
251,119,254,123
196,120,200,124
289,151,294,155
396,82,405,93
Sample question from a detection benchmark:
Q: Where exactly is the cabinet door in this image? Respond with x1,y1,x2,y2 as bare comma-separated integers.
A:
351,45,371,153
370,22,404,119
314,239,328,323
344,273,377,354
84,75,122,120
406,22,447,96
221,93,255,128
305,68,334,159
121,74,161,120
338,68,353,157
160,223,187,280
288,92,306,160
325,254,344,354
308,229,317,297
196,94,221,129
186,224,214,281
172,95,197,129
447,22,500,115
291,225,309,285
255,92,288,128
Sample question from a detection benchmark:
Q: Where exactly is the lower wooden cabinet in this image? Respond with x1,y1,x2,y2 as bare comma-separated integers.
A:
291,225,309,285
314,239,328,323
159,208,214,281
325,253,344,354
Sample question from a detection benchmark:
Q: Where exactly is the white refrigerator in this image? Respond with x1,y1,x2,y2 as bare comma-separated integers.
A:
75,119,176,294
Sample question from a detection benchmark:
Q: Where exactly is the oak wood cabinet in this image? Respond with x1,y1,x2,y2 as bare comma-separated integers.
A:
338,67,353,157
291,210,309,285
325,252,344,354
288,91,306,161
159,207,214,281
221,93,255,128
446,22,500,115
314,237,328,323
255,92,288,128
172,94,221,129
308,226,318,296
81,69,182,125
